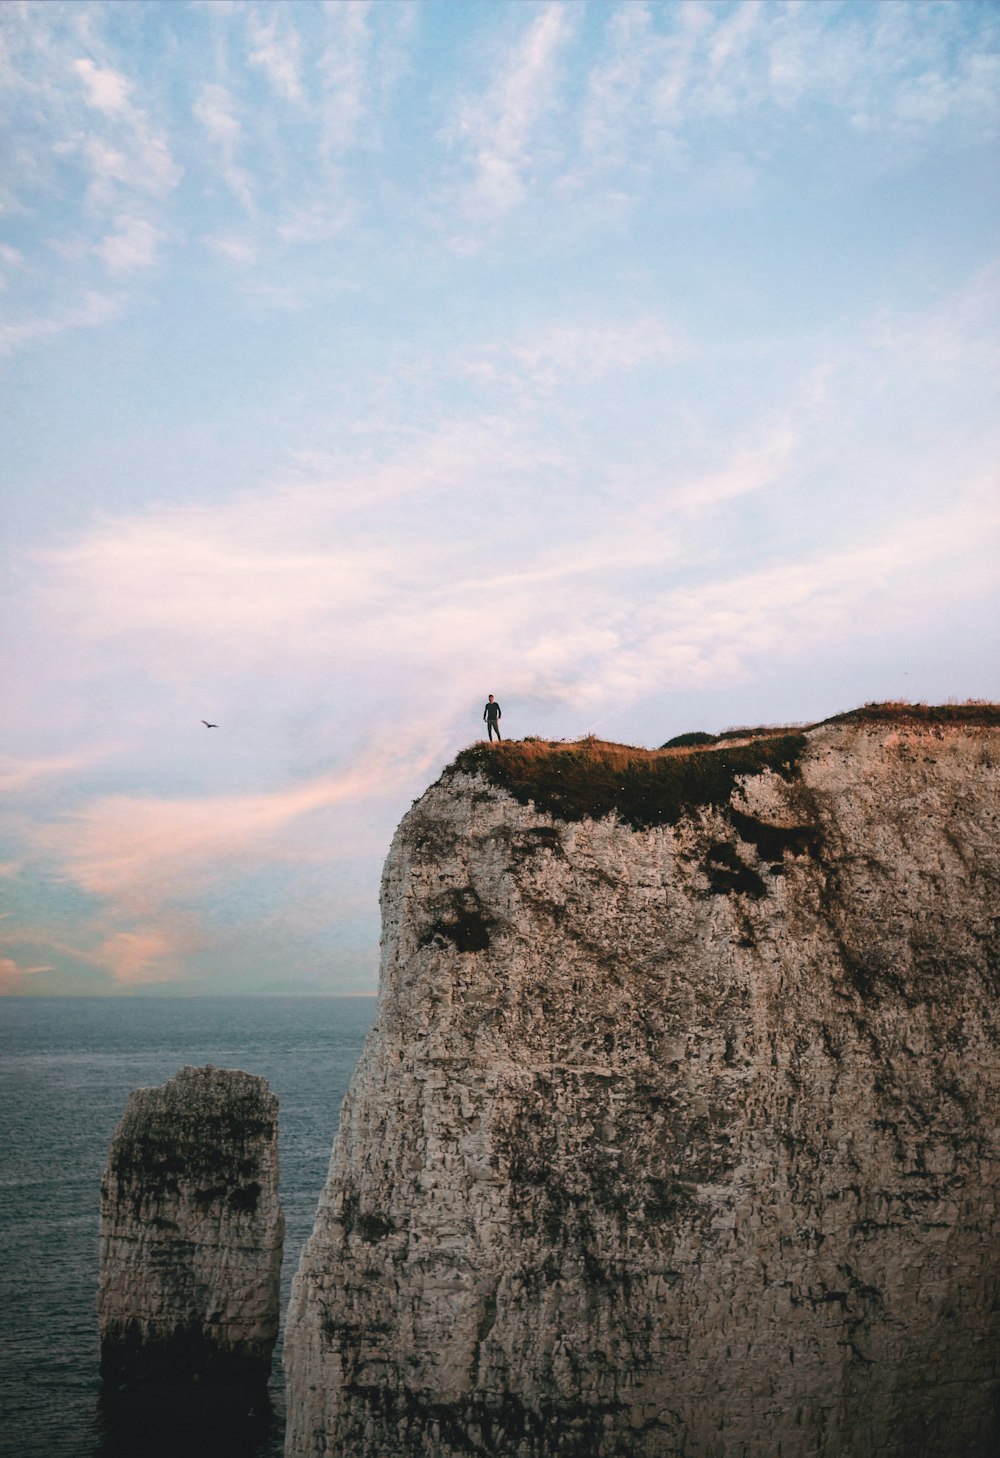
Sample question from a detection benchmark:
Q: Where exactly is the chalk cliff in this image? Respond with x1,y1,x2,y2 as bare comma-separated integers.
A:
284,708,1000,1458
98,1065,283,1390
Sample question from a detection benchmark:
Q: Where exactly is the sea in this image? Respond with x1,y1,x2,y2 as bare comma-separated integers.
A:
0,996,376,1458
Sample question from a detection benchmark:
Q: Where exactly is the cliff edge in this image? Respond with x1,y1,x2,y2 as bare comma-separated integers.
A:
285,706,1000,1458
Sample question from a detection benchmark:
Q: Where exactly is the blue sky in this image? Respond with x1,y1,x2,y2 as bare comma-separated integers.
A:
1,0,998,996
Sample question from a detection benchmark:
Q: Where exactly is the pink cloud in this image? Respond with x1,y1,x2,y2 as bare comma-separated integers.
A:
91,928,187,986
0,749,113,795
0,955,53,993
36,739,428,910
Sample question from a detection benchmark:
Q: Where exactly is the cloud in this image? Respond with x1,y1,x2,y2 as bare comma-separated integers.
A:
275,200,355,244
468,317,683,395
193,84,255,211
28,266,998,715
41,515,396,648
247,10,304,104
319,0,374,157
95,214,162,272
63,60,182,209
23,730,442,989
73,57,132,114
204,231,258,266
37,742,420,910
575,0,1000,190
75,132,181,206
614,501,1000,697
90,927,189,986
0,289,123,355
706,0,761,86
0,956,53,993
578,1,660,167
453,3,573,219
869,258,1000,377
0,750,111,796
670,424,797,513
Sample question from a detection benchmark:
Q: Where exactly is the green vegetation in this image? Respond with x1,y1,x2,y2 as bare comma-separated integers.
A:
451,732,807,830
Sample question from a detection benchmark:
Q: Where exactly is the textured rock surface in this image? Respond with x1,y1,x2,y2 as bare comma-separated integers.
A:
284,714,1000,1457
98,1065,283,1389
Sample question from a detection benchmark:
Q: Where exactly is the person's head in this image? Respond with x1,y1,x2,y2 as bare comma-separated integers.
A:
487,694,494,701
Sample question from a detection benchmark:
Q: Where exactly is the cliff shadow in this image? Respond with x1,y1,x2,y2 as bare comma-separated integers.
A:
93,1383,281,1458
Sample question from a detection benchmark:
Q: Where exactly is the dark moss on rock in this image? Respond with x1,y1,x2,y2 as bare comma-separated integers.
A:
703,842,768,899
418,887,494,952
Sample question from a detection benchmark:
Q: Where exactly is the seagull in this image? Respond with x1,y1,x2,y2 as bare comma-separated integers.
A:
201,720,218,728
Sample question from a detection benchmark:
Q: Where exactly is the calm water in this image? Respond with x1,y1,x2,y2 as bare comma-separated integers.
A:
0,996,375,1458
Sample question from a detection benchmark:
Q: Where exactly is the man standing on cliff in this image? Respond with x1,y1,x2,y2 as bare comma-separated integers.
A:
483,695,502,742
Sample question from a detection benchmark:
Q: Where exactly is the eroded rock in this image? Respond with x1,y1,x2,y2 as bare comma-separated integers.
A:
284,712,1000,1458
98,1065,283,1391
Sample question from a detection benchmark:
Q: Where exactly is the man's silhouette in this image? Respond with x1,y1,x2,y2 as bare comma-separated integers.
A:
483,695,502,742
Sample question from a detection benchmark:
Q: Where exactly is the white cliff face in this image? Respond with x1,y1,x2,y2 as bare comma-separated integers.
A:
284,715,1000,1458
98,1065,284,1389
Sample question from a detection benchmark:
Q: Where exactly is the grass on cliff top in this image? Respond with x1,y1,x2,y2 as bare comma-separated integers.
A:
819,700,1000,729
451,732,808,830
664,700,1000,747
449,702,999,829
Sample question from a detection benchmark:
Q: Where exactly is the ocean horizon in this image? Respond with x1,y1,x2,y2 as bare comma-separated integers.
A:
0,995,375,1458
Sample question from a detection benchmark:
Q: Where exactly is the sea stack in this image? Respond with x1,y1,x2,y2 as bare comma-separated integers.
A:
284,706,1000,1458
98,1065,284,1392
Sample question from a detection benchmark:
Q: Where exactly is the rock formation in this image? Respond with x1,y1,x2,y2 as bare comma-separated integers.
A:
98,1065,283,1391
284,706,1000,1458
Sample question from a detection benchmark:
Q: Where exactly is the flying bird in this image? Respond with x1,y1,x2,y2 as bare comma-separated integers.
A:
201,721,218,728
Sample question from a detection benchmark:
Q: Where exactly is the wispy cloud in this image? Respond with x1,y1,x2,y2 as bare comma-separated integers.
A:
0,289,123,355
869,258,1000,376
194,83,255,212
452,3,573,221
669,424,797,514
247,9,305,105
36,737,423,907
467,317,683,396
319,0,374,158
578,1,660,168
203,230,258,266
95,214,162,272
24,730,440,988
0,750,111,796
90,926,191,986
72,57,132,115
68,53,182,207
0,956,54,993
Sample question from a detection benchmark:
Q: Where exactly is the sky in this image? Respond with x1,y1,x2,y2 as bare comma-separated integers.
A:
1,0,998,997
